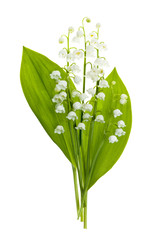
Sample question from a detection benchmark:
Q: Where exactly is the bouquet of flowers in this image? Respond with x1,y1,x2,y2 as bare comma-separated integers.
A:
20,17,132,229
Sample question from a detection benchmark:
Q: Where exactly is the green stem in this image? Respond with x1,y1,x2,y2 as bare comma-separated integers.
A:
84,192,88,229
72,165,80,216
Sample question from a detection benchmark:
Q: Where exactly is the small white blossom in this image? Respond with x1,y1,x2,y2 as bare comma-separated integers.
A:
72,90,81,98
55,80,67,92
68,26,74,33
79,93,88,101
120,94,128,104
96,92,105,100
87,88,96,97
52,91,67,103
68,64,81,73
55,104,65,113
59,37,65,44
73,102,82,111
83,113,92,121
77,30,84,38
121,94,128,100
74,75,82,84
109,135,118,143
59,49,67,58
95,115,105,123
54,125,64,134
115,128,126,137
73,50,83,59
113,109,122,118
117,120,126,128
99,43,107,51
50,70,61,80
82,103,93,112
75,123,86,130
94,58,109,67
120,98,127,105
112,81,116,85
86,70,99,82
67,53,75,62
96,23,101,28
99,80,109,88
89,32,97,39
86,45,96,57
90,38,100,49
66,111,78,121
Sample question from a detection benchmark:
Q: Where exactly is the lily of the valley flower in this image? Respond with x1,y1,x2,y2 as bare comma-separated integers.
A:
67,53,75,62
55,104,65,113
117,120,126,128
79,93,88,101
89,32,97,39
86,70,99,82
68,26,74,33
87,88,96,97
109,135,118,143
96,23,101,28
66,111,78,121
83,113,92,121
77,30,84,38
99,43,107,51
99,80,109,88
59,49,67,58
59,37,65,44
86,45,96,57
75,123,86,130
55,80,67,92
73,102,82,111
82,103,93,112
54,125,65,134
50,70,61,80
73,50,84,59
115,128,126,137
94,58,108,67
68,64,81,73
120,94,128,105
96,92,105,100
74,75,82,84
95,115,105,123
72,90,81,98
52,91,67,103
113,109,122,118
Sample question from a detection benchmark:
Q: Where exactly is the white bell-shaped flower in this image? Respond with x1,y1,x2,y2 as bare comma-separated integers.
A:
99,80,109,88
66,111,78,121
121,94,128,100
113,109,122,118
87,88,96,97
67,53,75,62
95,115,105,123
68,26,74,33
55,80,67,92
94,58,108,67
96,92,105,100
83,113,92,121
50,70,61,80
74,75,82,84
86,70,99,82
89,32,97,39
59,37,65,44
109,135,118,143
73,50,84,59
79,93,88,101
76,30,84,38
75,123,86,130
117,120,126,128
68,64,81,73
59,49,67,58
115,128,126,137
52,91,67,103
54,125,65,134
72,90,81,98
82,103,93,112
86,45,96,57
96,23,101,28
120,98,127,105
73,102,82,111
55,104,65,113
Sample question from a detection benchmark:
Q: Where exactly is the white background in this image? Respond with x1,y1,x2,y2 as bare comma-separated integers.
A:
0,0,160,239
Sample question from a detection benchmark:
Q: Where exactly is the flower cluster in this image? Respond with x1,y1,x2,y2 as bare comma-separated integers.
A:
50,18,128,148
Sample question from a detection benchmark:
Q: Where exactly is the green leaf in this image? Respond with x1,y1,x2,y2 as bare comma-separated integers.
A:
20,47,76,167
83,68,132,189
